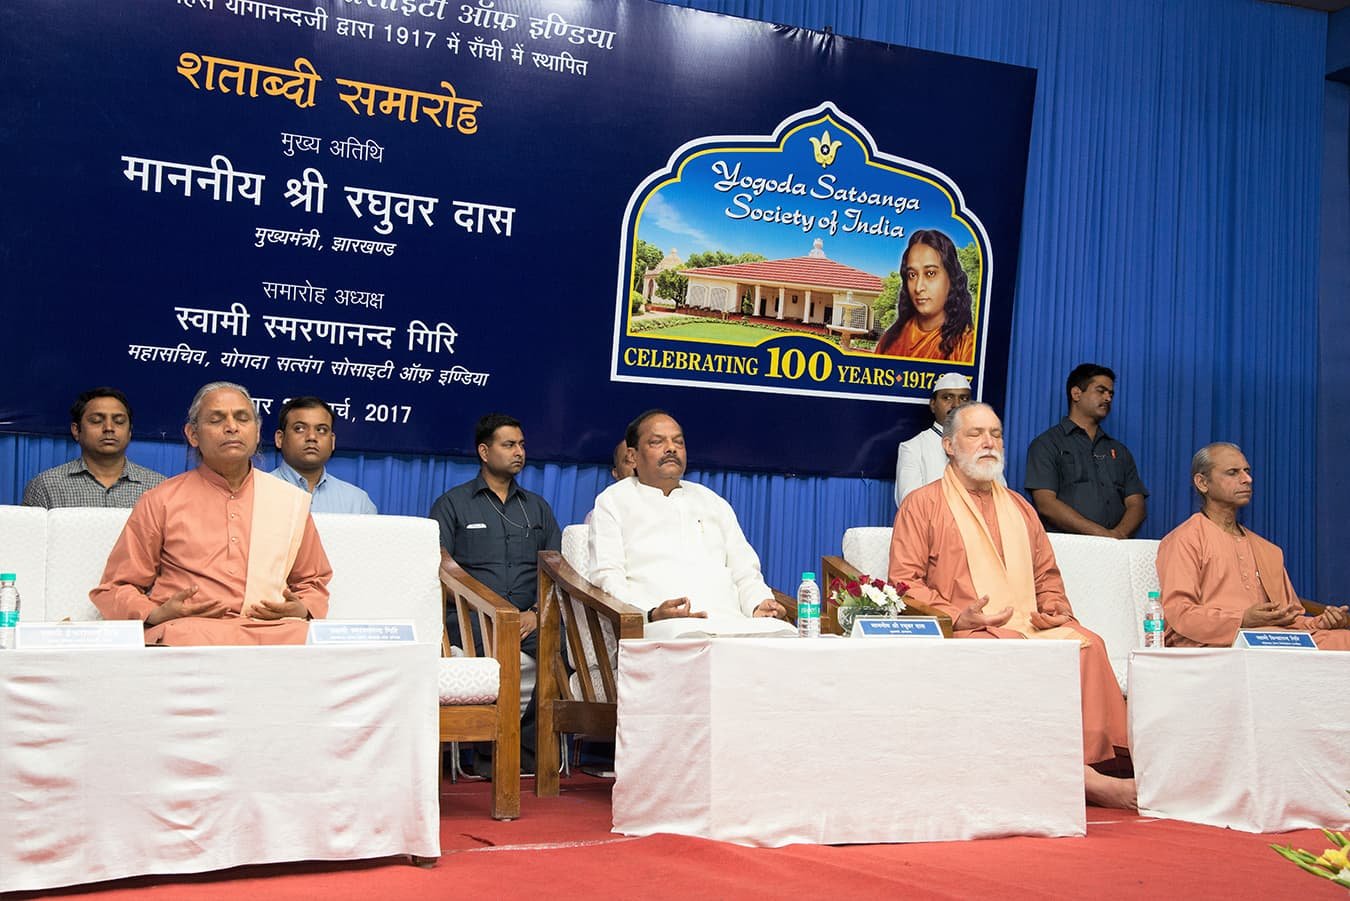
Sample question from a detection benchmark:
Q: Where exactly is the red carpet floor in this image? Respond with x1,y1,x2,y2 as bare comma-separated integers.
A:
10,775,1343,899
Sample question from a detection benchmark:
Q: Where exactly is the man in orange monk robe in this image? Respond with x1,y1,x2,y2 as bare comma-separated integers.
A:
91,381,331,646
1156,442,1349,650
889,402,1135,809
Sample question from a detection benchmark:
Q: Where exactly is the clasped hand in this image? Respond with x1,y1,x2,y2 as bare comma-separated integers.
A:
249,589,309,620
649,597,706,621
1240,601,1301,629
1030,599,1073,630
1313,605,1350,630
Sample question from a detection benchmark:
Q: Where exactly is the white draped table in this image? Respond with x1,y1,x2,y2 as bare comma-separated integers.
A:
0,643,440,894
612,637,1087,847
1129,647,1350,833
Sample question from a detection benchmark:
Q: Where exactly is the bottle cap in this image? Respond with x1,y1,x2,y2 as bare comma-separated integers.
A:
801,572,815,581
1147,590,1160,599
0,573,14,581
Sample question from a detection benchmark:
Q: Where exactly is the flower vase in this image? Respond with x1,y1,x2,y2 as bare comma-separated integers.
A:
837,604,889,635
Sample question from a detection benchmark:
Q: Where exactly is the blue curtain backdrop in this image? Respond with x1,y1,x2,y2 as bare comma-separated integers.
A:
1,0,1330,596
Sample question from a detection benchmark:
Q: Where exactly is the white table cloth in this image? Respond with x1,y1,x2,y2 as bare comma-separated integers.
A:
613,637,1087,847
0,643,440,894
1130,647,1350,833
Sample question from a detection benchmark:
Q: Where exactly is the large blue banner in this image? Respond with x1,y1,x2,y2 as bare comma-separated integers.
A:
1,0,1035,477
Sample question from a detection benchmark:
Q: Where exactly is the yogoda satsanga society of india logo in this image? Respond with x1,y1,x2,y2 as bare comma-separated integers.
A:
612,102,993,404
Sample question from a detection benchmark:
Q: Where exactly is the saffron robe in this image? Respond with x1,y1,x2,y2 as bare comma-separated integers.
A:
889,471,1129,763
1156,513,1350,650
875,318,974,362
91,465,332,646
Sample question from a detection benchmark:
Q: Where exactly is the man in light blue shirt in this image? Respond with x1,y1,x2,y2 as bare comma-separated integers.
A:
271,396,377,515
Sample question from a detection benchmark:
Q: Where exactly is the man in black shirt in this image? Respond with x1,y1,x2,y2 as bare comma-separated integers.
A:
429,413,561,772
1024,363,1147,538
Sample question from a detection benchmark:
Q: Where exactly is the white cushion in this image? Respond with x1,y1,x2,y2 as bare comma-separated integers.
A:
569,667,608,703
561,524,589,577
437,656,500,705
1047,533,1141,693
45,507,131,622
841,527,891,579
557,524,616,701
312,513,442,647
0,506,49,620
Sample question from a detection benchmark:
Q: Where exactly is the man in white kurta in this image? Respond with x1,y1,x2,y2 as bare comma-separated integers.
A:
895,372,973,506
590,410,793,636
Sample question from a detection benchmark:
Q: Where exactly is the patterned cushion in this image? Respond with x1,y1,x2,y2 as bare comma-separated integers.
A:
841,527,891,579
1047,533,1140,693
312,513,442,646
1125,539,1163,647
438,656,500,705
45,507,131,622
561,524,589,577
558,524,617,702
0,506,49,620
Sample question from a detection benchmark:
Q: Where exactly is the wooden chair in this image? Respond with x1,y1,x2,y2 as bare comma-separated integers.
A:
534,549,644,798
535,532,801,798
438,561,522,820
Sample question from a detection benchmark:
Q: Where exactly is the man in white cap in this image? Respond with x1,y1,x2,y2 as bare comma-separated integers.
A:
895,373,978,506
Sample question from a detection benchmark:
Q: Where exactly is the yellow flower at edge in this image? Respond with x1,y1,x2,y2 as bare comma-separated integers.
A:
1314,844,1350,871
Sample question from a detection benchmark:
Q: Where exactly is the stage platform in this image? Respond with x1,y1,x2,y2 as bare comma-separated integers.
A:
7,774,1345,899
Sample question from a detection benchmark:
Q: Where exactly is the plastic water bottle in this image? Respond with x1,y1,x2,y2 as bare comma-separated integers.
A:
1141,590,1164,649
0,573,20,650
796,572,820,639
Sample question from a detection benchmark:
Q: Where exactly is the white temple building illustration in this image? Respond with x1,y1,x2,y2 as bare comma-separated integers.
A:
640,248,684,304
676,239,882,334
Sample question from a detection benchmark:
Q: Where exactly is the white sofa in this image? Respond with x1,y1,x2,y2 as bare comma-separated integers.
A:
830,527,1160,694
2,504,533,818
5,506,445,642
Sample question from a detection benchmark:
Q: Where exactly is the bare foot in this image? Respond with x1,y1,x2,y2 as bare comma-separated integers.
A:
1084,766,1137,810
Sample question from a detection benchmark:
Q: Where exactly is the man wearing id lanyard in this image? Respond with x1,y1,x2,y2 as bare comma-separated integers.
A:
429,412,561,772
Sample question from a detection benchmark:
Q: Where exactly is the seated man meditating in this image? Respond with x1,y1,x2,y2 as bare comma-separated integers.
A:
889,402,1135,809
91,381,331,645
589,409,795,638
1156,442,1349,649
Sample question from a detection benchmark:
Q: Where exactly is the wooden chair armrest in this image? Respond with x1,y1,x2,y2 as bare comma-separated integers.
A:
439,561,521,663
537,550,646,639
771,588,798,624
819,554,953,638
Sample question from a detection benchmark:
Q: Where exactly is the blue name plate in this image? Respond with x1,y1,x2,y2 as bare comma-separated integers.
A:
851,616,944,639
16,621,146,649
307,621,418,644
1232,629,1317,650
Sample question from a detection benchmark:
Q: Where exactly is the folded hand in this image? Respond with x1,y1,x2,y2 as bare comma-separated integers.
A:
753,598,787,619
250,589,309,621
954,595,1014,632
